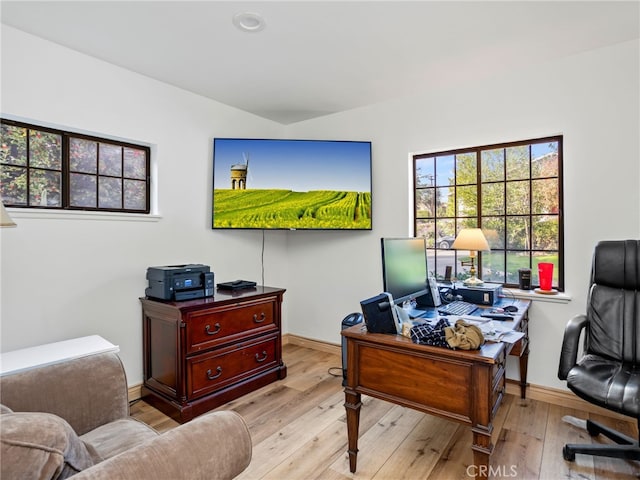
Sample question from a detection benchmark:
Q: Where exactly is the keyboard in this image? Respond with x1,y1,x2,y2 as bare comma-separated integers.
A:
437,300,478,316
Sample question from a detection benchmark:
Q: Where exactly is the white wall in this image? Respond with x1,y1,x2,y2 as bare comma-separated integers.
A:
285,39,640,390
0,26,289,384
2,24,638,392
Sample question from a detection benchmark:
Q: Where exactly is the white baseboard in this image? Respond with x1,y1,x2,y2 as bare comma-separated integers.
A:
128,384,143,402
283,333,341,356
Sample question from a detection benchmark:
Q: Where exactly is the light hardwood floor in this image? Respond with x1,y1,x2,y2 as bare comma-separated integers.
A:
130,344,639,479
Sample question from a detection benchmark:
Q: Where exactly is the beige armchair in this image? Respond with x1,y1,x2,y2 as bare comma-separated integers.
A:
0,351,252,479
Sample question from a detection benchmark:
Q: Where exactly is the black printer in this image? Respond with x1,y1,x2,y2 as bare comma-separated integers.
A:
145,264,214,301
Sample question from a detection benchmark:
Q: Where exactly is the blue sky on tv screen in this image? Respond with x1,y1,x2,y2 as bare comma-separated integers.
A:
213,139,372,192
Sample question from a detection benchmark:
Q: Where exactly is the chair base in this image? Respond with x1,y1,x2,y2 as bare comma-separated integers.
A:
563,419,640,462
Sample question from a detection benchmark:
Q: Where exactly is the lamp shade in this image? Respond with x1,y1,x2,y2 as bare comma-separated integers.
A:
452,228,489,251
0,202,17,228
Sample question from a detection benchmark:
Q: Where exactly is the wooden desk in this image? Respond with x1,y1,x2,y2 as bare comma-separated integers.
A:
342,299,530,479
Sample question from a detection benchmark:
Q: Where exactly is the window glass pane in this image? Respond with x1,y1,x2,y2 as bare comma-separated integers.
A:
426,250,438,278
532,215,558,250
506,216,529,250
99,177,122,209
1,165,27,205
29,169,61,207
99,143,122,176
415,158,435,187
29,130,61,170
482,218,505,249
416,219,435,244
435,186,452,217
505,251,528,285
532,178,558,214
506,145,529,181
482,251,505,284
416,189,435,218
431,250,454,280
435,155,454,187
506,180,530,215
70,138,97,173
457,218,477,230
532,141,559,178
456,251,474,282
455,152,476,185
481,183,504,215
124,179,146,210
1,124,27,166
123,148,147,180
436,219,455,249
481,149,504,182
70,173,97,207
456,185,477,217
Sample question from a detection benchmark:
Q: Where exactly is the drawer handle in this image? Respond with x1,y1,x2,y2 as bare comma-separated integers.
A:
205,323,221,335
206,366,222,380
255,351,268,362
253,313,266,323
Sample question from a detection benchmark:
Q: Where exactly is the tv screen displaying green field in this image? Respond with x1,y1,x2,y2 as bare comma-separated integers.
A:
212,139,372,230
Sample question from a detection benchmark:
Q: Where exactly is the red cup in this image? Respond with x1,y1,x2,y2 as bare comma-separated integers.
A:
538,262,554,291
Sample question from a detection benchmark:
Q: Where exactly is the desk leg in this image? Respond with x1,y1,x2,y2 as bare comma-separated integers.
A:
344,388,362,473
519,344,529,399
472,427,492,480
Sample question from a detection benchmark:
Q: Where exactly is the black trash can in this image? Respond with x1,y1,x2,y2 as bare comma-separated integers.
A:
341,312,364,386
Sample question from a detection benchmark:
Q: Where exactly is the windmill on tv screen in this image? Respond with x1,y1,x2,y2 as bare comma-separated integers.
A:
230,152,250,190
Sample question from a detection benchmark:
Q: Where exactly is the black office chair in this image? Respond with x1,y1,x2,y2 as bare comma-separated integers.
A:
558,240,640,462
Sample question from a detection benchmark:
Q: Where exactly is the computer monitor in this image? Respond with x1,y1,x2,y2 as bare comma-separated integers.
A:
381,237,430,306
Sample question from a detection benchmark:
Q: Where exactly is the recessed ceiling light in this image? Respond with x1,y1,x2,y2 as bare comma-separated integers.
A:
233,12,265,33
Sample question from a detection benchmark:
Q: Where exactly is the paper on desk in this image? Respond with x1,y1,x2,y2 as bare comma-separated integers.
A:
483,329,525,344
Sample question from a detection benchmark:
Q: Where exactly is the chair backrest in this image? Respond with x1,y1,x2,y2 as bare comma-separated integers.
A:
586,240,640,363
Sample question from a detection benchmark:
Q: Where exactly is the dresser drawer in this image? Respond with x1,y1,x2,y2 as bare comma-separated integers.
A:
187,335,278,399
186,299,277,353
491,367,506,418
492,348,506,380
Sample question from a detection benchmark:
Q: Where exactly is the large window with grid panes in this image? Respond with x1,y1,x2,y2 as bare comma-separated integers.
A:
0,119,150,213
413,136,563,291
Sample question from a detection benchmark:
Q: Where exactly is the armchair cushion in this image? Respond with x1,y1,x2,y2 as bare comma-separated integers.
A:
80,418,158,460
72,410,252,480
0,411,100,480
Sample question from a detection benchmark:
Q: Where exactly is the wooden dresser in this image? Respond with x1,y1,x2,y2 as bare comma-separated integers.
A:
140,286,286,423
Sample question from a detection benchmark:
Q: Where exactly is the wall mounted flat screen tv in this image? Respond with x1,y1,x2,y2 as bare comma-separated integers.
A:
212,138,372,230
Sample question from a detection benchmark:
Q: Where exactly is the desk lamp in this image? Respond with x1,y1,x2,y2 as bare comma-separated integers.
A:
0,202,16,228
452,228,489,286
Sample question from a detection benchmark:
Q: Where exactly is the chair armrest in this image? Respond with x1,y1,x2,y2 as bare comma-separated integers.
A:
73,411,252,480
558,314,588,380
0,352,129,435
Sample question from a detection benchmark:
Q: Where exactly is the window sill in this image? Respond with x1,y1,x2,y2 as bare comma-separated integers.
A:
502,288,571,304
6,208,162,222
